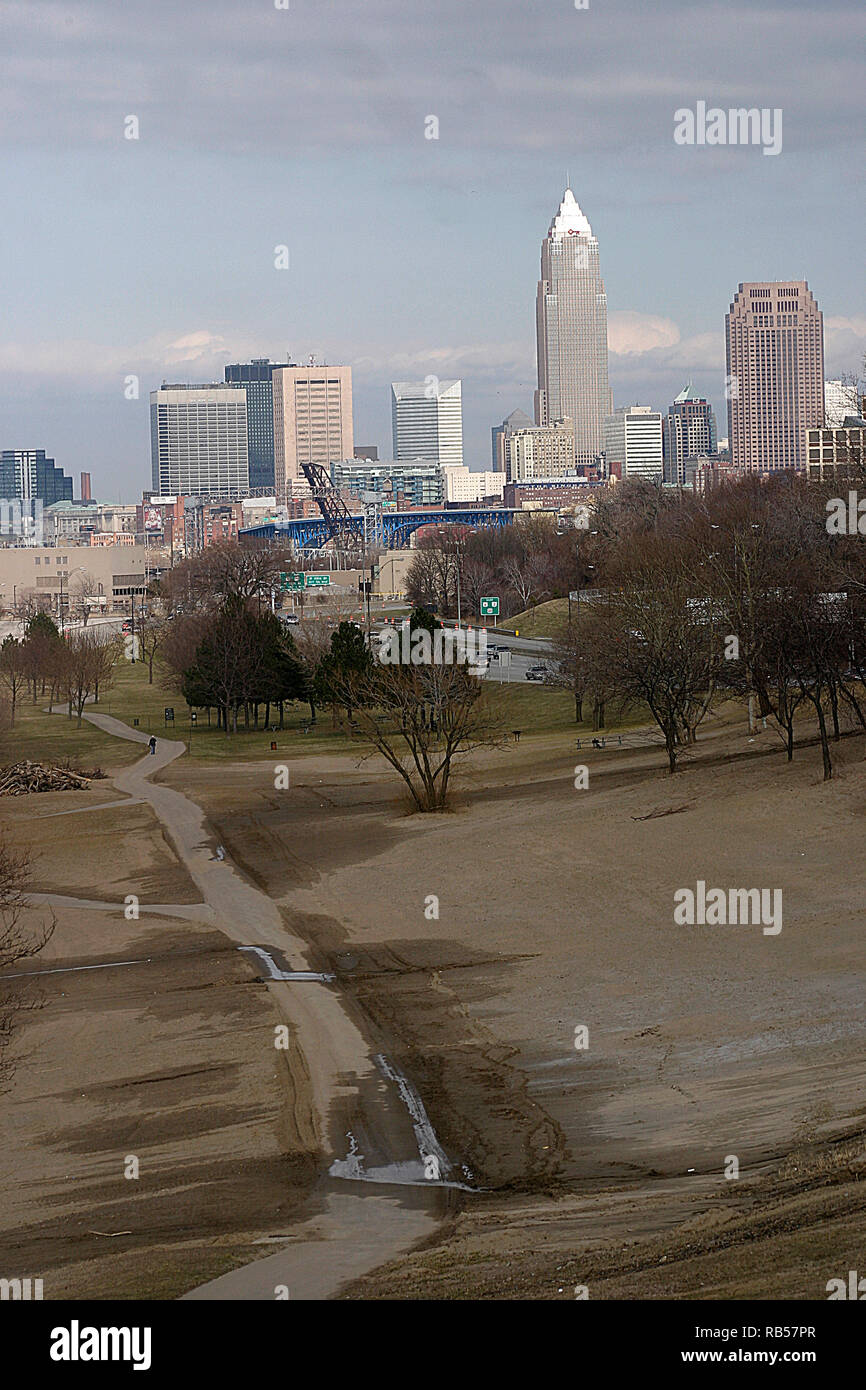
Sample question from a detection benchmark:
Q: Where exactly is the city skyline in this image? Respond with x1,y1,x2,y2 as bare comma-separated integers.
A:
1,0,862,497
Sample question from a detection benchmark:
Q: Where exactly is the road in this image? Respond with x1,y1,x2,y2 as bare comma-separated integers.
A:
49,706,443,1299
371,619,556,685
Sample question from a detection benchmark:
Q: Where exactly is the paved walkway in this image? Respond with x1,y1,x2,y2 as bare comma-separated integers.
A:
54,708,439,1299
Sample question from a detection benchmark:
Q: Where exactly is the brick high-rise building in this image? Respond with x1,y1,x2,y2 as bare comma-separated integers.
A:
725,281,824,473
507,419,576,481
492,408,533,472
272,362,353,499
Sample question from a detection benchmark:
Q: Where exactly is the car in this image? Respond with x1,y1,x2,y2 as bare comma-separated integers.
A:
283,613,300,625
525,666,547,682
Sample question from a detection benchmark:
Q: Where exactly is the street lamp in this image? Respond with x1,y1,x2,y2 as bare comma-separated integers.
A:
58,566,87,634
568,531,598,625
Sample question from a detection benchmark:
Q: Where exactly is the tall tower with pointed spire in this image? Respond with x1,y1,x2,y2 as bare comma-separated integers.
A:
535,188,611,470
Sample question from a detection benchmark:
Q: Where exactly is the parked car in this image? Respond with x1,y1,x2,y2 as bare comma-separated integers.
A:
283,613,300,625
525,666,547,682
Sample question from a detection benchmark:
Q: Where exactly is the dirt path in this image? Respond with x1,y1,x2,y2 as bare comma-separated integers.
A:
57,710,440,1299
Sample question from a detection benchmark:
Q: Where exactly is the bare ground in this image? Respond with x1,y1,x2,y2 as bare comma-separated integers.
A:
3,712,865,1298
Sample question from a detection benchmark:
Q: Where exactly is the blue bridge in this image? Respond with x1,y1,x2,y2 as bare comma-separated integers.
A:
240,507,520,552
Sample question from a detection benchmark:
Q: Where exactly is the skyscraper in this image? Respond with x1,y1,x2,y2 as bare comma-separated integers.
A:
603,406,663,482
725,281,824,473
224,358,277,491
150,385,249,496
391,380,463,466
663,384,718,484
535,188,611,470
492,408,533,472
0,449,73,505
272,362,354,498
506,419,576,481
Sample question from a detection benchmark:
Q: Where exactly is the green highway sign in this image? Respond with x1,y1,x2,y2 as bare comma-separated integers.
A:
280,572,331,590
480,596,499,616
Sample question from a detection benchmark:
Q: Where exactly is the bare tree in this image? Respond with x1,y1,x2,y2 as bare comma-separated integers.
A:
61,631,119,726
159,540,295,616
0,637,27,726
68,570,102,627
587,552,723,773
502,554,536,612
333,661,504,811
0,842,54,1085
551,621,590,723
136,614,166,685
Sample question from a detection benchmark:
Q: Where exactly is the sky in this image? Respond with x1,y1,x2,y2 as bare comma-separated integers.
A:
1,0,864,500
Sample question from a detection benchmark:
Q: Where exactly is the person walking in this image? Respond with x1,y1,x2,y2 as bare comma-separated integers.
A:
148,736,157,755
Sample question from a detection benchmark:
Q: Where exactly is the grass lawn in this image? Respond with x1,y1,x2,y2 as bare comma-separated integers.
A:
485,681,653,739
91,662,355,761
1,655,652,775
1,696,143,771
497,598,569,639
486,681,575,735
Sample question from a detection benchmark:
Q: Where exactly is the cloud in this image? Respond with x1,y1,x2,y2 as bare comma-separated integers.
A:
824,315,866,375
608,312,680,356
0,329,269,383
0,0,862,156
352,341,532,381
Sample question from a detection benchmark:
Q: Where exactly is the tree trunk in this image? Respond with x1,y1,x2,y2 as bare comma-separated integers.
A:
815,702,832,781
666,734,678,773
574,693,582,723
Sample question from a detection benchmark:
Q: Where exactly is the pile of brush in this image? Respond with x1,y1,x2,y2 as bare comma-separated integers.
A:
0,760,104,795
